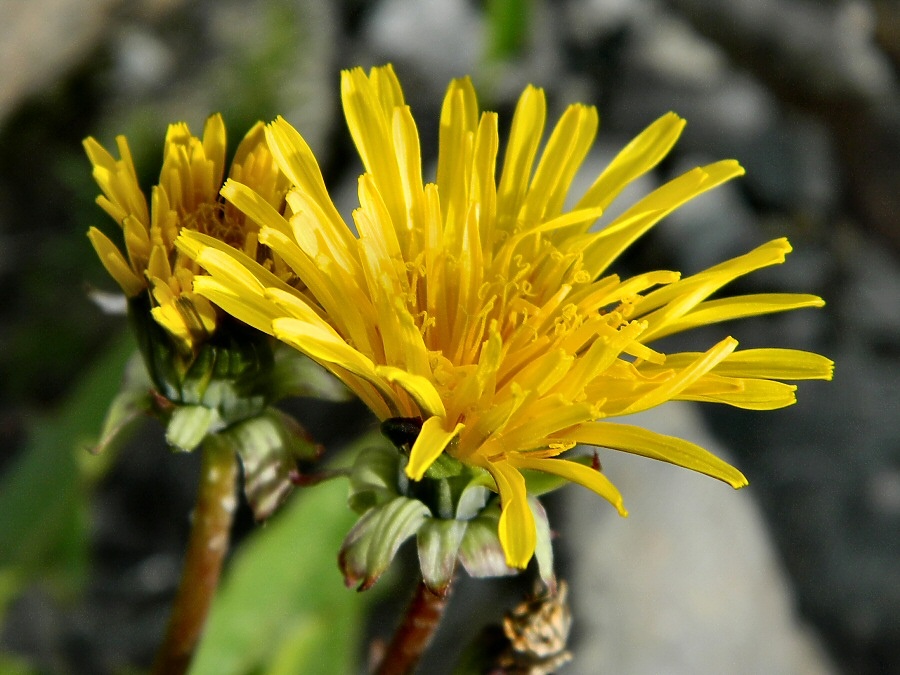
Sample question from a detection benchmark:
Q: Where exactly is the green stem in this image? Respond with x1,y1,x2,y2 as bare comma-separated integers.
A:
152,442,238,675
375,578,452,675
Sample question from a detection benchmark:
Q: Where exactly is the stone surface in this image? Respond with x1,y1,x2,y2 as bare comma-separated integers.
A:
0,0,117,125
565,403,837,675
365,0,485,84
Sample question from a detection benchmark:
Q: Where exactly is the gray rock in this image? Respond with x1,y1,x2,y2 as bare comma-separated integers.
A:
564,403,837,675
90,0,338,154
564,0,657,45
668,0,895,102
837,229,900,345
0,0,117,126
364,0,485,90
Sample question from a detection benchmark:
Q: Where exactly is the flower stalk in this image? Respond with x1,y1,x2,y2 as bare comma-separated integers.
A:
375,577,453,675
152,441,238,675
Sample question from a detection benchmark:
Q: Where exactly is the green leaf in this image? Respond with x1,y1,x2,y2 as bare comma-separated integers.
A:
339,497,430,591
264,616,345,675
0,332,135,595
189,478,365,675
0,654,39,675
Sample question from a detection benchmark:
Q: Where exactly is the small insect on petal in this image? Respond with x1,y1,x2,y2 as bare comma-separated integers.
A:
380,416,424,450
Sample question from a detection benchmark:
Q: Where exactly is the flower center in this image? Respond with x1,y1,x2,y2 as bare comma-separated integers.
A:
183,201,249,251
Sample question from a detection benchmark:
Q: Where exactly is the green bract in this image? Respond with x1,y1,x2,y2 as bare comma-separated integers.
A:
339,445,556,594
92,297,348,521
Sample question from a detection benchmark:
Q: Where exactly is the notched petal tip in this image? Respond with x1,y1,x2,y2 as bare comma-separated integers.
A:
218,177,240,200
731,472,750,490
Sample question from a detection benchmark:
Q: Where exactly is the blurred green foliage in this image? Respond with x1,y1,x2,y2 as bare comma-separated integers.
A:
0,328,375,671
0,331,136,611
191,476,368,675
486,0,531,60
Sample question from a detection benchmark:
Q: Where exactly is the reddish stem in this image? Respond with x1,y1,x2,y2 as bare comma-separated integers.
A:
152,442,238,675
375,579,452,675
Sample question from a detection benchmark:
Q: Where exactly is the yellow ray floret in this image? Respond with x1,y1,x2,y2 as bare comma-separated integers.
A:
179,65,833,568
85,114,292,352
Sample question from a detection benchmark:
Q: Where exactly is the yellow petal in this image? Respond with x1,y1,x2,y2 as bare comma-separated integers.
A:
576,112,686,213
564,421,748,488
679,377,798,410
122,215,151,269
555,321,647,400
150,186,177,249
83,137,117,174
273,317,404,417
377,366,446,419
262,287,326,324
496,85,546,230
406,417,465,480
231,121,267,170
508,454,627,516
521,102,598,225
436,76,479,228
716,349,834,381
499,400,595,451
177,230,297,295
150,303,192,348
265,117,349,236
146,244,172,281
621,337,737,414
220,179,292,237
578,270,681,313
470,112,499,252
87,227,144,296
285,188,362,282
272,317,380,383
259,227,377,356
201,113,227,188
646,293,826,341
635,238,792,319
486,460,535,569
392,105,426,253
191,277,275,335
341,67,407,229
583,160,745,276
370,63,405,111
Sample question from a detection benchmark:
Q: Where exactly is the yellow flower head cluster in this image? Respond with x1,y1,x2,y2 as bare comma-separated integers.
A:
178,65,833,568
86,114,292,352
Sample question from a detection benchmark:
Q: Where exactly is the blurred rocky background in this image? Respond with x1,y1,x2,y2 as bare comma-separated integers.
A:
0,0,897,673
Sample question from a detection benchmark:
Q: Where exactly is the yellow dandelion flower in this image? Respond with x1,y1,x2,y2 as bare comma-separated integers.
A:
85,114,292,352
178,65,833,568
